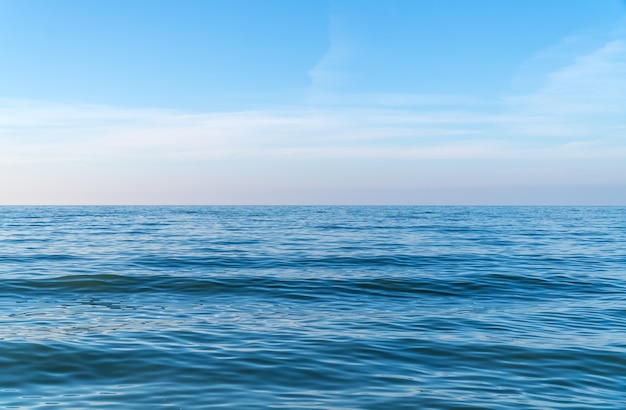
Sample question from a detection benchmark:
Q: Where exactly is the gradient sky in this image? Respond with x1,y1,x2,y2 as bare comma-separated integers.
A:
1,0,626,205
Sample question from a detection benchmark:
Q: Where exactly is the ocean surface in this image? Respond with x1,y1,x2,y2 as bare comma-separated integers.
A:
1,206,625,409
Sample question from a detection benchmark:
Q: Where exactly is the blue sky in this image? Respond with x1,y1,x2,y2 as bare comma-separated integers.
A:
1,0,626,204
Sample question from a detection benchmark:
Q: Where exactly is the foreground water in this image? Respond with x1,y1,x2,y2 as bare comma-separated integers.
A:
0,206,625,409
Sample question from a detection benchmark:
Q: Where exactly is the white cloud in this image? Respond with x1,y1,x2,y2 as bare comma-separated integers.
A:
508,39,626,114
2,28,626,169
500,35,626,149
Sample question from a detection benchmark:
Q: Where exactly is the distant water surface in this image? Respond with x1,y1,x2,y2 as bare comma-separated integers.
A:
1,206,625,409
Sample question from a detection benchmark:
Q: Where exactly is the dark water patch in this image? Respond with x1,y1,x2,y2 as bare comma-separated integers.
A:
0,253,86,264
3,270,623,304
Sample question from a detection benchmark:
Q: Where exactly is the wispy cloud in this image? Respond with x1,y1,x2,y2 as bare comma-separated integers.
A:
2,26,626,166
0,99,500,163
498,34,626,155
507,39,626,116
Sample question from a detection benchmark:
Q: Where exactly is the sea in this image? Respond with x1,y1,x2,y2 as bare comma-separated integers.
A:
0,206,625,409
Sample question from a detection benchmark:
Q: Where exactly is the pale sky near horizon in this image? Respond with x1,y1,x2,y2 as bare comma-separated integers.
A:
1,0,626,205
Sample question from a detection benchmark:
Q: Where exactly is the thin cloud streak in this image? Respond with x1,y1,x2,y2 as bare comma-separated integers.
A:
2,32,626,165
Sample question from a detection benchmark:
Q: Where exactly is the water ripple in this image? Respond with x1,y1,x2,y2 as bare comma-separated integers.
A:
0,206,625,408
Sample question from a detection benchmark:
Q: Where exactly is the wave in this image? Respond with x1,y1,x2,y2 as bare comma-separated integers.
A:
3,270,623,302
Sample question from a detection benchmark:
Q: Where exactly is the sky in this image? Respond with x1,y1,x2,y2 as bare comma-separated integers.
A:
1,0,626,205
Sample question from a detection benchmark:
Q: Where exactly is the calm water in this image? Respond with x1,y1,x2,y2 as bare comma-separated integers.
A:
1,206,625,409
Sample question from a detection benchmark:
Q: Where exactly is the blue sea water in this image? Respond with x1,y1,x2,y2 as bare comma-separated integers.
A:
0,206,625,409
